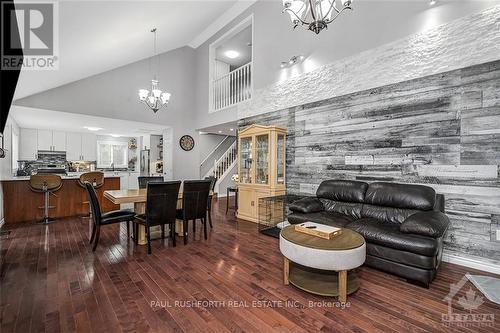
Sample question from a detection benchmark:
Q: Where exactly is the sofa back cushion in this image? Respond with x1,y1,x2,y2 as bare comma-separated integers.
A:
316,180,368,203
361,204,419,224
320,199,363,219
364,182,436,211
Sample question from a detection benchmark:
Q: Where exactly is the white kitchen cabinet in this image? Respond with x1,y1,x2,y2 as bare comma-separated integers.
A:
81,133,97,161
128,172,140,189
20,128,38,160
52,131,66,151
37,129,52,151
66,132,82,160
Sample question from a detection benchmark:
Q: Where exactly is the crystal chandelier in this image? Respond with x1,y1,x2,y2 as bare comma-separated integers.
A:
282,0,353,34
138,28,171,113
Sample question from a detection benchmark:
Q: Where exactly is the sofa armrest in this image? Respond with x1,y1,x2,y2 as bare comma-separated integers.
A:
289,197,324,214
400,211,450,238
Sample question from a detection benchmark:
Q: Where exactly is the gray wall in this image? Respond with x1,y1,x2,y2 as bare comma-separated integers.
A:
193,0,500,128
239,59,500,264
0,116,20,222
15,47,201,180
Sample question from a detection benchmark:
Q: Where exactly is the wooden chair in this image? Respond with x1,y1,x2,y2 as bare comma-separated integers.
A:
138,176,164,189
132,181,181,254
84,182,136,251
29,174,63,224
176,179,212,245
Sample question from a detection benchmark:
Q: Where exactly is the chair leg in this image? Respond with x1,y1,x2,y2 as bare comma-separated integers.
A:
89,222,96,244
126,221,130,239
146,226,152,255
92,225,100,252
203,217,208,240
183,219,188,245
171,223,176,247
134,224,139,245
161,225,165,239
208,207,213,229
193,219,196,234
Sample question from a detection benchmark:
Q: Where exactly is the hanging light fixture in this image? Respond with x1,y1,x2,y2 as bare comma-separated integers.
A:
282,0,353,34
138,28,171,113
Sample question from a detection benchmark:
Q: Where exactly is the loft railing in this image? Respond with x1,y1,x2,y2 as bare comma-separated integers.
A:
212,62,252,111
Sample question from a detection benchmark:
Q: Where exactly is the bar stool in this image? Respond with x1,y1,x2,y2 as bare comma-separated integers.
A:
77,171,105,217
29,174,63,224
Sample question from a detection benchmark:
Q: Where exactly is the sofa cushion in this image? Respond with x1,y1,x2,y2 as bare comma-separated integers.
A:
361,204,419,224
320,199,363,219
316,180,368,203
364,182,436,210
288,211,353,228
366,243,439,270
289,197,324,214
400,211,450,238
346,218,440,256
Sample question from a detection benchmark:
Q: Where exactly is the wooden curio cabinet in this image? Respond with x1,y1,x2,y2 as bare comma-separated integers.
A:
237,124,286,222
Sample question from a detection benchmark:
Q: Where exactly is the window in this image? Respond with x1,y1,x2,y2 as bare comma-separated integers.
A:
97,141,128,168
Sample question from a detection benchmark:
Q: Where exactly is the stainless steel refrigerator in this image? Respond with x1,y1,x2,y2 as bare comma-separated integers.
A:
140,149,150,176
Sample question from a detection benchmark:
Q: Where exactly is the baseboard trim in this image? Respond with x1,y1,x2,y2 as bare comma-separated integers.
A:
442,252,500,275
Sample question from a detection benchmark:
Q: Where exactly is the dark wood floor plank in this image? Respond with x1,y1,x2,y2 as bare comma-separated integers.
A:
1,198,500,333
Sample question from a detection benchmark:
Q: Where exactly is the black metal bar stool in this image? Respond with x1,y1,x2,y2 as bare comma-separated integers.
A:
29,174,63,224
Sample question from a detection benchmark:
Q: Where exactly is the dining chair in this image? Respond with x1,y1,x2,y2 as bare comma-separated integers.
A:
176,179,212,245
78,171,104,218
132,181,181,254
138,176,164,189
204,176,216,228
84,182,136,251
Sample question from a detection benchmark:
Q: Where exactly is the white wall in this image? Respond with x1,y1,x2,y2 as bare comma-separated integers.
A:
193,0,500,127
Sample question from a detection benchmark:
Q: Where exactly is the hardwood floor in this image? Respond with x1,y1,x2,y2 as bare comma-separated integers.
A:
1,198,499,333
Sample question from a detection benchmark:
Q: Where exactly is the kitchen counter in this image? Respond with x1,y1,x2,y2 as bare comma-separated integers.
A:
1,177,121,224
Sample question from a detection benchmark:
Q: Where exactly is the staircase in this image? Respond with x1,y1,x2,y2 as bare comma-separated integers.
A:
202,140,238,194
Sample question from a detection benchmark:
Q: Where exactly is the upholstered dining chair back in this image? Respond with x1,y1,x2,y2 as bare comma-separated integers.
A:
180,180,212,221
29,174,63,192
138,176,164,189
78,172,104,188
145,181,181,227
84,182,102,225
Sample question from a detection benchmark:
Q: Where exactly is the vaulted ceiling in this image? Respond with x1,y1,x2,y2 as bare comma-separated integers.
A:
13,0,250,100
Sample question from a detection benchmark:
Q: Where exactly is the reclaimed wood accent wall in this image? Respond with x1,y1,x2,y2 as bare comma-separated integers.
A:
239,60,500,261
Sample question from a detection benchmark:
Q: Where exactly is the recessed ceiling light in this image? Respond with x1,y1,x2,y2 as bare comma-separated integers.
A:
230,128,234,131
218,130,222,133
225,50,240,59
110,134,121,138
429,0,436,5
84,126,103,131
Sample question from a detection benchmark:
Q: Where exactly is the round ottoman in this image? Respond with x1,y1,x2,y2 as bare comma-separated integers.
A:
279,225,366,303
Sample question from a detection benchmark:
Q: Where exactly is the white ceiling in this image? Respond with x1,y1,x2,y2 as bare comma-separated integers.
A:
13,0,245,100
11,106,168,136
216,25,252,67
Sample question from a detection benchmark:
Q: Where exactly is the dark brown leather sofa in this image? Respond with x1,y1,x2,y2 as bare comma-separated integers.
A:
288,180,449,287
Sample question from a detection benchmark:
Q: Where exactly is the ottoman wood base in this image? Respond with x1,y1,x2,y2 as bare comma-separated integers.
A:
285,260,360,303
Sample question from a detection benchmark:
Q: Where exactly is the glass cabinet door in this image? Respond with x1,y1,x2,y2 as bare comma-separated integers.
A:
277,133,285,185
239,137,253,183
255,134,269,184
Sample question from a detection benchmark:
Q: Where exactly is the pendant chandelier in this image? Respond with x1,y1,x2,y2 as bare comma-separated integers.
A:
282,0,353,34
138,28,171,113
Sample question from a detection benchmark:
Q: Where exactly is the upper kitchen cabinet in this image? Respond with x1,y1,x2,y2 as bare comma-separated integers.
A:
81,133,97,161
37,129,66,151
66,132,97,161
19,128,38,160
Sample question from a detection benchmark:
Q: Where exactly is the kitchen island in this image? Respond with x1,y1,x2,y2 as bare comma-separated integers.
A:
1,175,120,224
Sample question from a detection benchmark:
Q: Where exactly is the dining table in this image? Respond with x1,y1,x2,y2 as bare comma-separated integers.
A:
103,188,213,245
